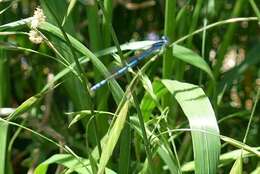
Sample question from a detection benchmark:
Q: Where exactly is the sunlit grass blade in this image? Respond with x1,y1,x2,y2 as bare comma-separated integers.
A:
34,154,117,174
220,136,260,157
161,80,221,174
7,93,43,121
62,0,77,26
98,100,129,174
229,157,243,174
67,110,115,127
0,17,33,31
140,80,168,121
0,0,20,15
38,21,124,103
182,147,260,172
129,116,181,174
172,44,215,81
0,122,8,174
251,164,260,174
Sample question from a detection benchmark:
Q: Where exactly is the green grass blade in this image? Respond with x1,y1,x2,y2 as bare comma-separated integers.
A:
163,0,175,79
249,0,260,21
34,154,117,174
102,0,113,48
172,44,215,81
140,80,168,121
0,19,10,174
62,0,77,26
7,92,44,121
39,21,124,103
229,157,243,174
98,101,129,174
251,164,260,174
0,122,8,174
86,1,102,51
161,80,221,174
182,147,260,172
213,0,247,77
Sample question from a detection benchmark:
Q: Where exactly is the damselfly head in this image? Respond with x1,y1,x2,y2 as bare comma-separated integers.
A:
161,36,169,45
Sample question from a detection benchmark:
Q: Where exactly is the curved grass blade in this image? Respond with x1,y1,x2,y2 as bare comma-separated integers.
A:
38,21,124,103
161,80,220,174
0,18,124,103
172,44,215,81
7,92,44,121
62,0,77,26
182,147,260,172
34,154,117,174
229,157,242,174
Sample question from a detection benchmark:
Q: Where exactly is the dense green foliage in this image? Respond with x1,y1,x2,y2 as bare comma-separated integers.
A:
0,0,259,174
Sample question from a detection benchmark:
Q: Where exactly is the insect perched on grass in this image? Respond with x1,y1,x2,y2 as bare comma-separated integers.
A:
91,36,169,91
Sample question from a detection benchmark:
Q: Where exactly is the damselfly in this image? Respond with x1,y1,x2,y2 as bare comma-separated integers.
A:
91,36,168,91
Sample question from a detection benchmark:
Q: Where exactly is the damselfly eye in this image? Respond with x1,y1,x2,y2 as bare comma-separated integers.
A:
161,36,169,45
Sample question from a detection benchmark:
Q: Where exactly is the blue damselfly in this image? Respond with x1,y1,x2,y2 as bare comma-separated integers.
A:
91,36,168,91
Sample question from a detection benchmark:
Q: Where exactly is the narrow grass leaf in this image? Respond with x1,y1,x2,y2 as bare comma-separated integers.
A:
140,80,168,121
67,110,115,127
181,148,260,172
251,163,260,174
140,74,162,112
7,93,43,121
229,157,243,174
221,136,260,157
39,22,124,103
129,116,180,174
97,101,129,174
0,17,32,31
34,154,116,174
62,0,77,26
0,0,20,15
161,80,220,174
0,18,123,103
95,40,156,57
172,44,215,81
0,122,8,174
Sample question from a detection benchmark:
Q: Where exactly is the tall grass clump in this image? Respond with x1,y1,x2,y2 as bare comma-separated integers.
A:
0,0,259,174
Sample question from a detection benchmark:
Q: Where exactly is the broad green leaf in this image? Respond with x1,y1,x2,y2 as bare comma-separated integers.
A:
98,101,129,174
161,80,220,174
172,44,215,81
34,154,116,174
